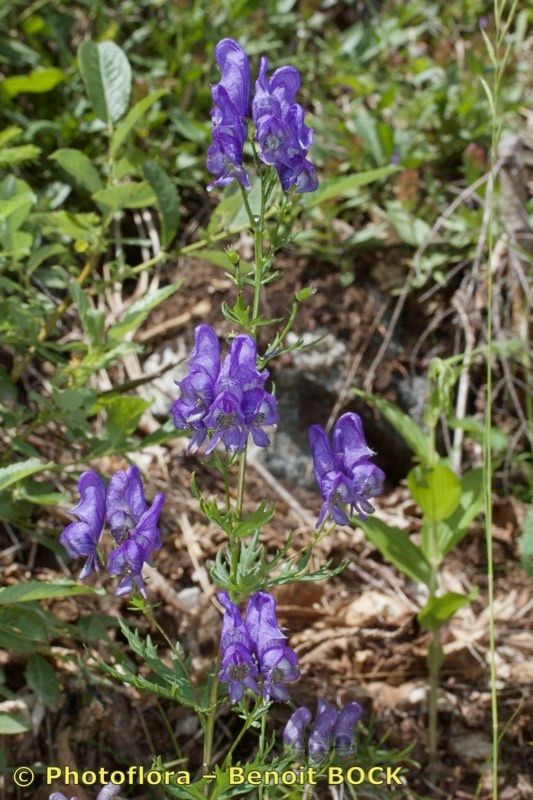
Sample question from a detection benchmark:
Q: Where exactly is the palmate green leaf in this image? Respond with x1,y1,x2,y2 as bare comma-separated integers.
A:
88,395,150,457
353,390,433,464
356,516,432,585
304,165,398,207
108,281,181,340
142,160,180,247
0,458,53,493
0,580,98,605
0,713,30,735
110,89,167,157
407,464,461,523
2,67,64,96
418,588,478,632
51,148,104,194
25,655,60,706
78,41,131,123
92,182,156,211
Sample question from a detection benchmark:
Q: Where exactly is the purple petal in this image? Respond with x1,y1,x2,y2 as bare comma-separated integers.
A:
283,706,312,752
333,702,363,758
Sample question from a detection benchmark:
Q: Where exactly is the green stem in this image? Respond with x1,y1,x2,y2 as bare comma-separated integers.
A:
202,655,221,783
428,627,440,762
252,181,266,326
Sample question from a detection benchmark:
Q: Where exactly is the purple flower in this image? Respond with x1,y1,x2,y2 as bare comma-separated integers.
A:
171,325,278,455
308,412,385,527
107,538,148,597
50,785,121,800
284,699,363,760
60,471,106,579
242,388,279,447
333,701,363,758
207,39,250,191
246,591,299,702
308,699,339,761
218,591,260,703
105,466,165,597
252,57,318,193
106,465,146,543
283,706,312,753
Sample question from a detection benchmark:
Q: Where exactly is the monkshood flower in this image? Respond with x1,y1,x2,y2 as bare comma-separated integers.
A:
308,412,385,526
171,324,279,455
218,591,260,703
59,470,106,579
207,38,250,191
50,784,121,800
283,699,363,761
246,591,300,702
106,468,165,597
60,467,165,598
217,590,299,703
283,706,313,754
252,57,318,193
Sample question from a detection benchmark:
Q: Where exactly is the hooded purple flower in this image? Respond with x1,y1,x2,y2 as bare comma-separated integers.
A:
283,706,312,754
50,784,121,800
207,39,251,191
284,699,363,761
171,325,278,454
60,470,106,579
218,591,260,703
333,701,363,758
246,591,299,702
308,699,339,761
308,412,385,527
105,466,165,597
252,57,318,193
107,538,148,597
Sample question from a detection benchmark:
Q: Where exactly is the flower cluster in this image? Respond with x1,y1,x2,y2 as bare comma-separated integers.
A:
218,590,299,703
308,412,385,526
207,39,251,191
171,324,279,455
283,699,363,761
206,38,317,193
60,466,165,597
253,58,318,192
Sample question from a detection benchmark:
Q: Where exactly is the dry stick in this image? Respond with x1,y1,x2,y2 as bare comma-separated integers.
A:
451,293,477,473
10,250,100,383
325,297,390,432
363,172,490,392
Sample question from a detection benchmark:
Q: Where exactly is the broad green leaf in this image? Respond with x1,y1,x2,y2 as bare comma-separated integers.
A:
92,182,155,211
78,40,131,123
0,581,97,606
108,282,181,340
0,713,30,734
25,655,60,706
0,144,40,167
2,67,64,96
356,516,432,585
0,605,48,648
407,464,461,522
386,200,431,247
51,148,103,194
90,396,150,456
0,458,52,493
437,469,484,556
354,108,386,164
418,589,478,632
110,89,167,157
518,505,533,576
142,160,180,247
354,390,432,464
15,480,69,506
304,166,398,207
